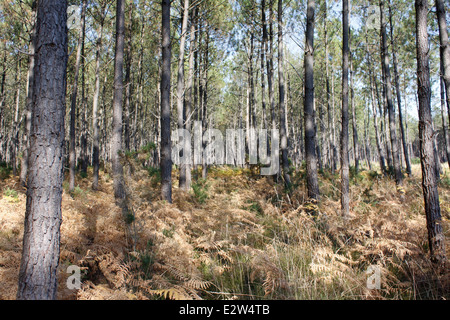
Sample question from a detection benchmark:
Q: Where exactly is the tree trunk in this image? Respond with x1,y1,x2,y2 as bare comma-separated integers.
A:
440,62,450,169
324,0,335,173
80,18,88,176
92,7,105,190
111,0,126,203
268,0,276,132
183,6,197,190
0,47,7,163
388,0,411,175
341,0,350,217
368,52,387,175
11,59,21,176
304,0,319,202
20,2,37,186
278,0,291,188
380,0,403,186
201,22,210,180
416,0,446,264
261,0,268,132
350,53,359,173
436,0,450,171
123,5,134,153
17,0,68,300
178,0,190,190
69,0,87,193
160,0,172,202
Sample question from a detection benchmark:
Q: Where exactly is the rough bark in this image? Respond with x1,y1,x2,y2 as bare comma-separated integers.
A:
304,0,319,201
17,0,68,300
20,2,37,186
380,0,403,186
440,62,450,169
278,0,291,187
350,53,359,173
92,7,105,190
69,0,86,193
324,0,335,173
388,0,411,175
111,0,126,202
416,0,446,264
184,6,197,190
341,0,350,217
178,0,190,190
436,0,450,145
160,0,172,202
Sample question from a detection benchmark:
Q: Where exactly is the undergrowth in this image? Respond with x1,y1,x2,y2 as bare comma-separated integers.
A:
0,158,448,300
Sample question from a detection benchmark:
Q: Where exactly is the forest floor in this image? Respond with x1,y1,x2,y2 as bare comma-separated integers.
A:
0,155,449,300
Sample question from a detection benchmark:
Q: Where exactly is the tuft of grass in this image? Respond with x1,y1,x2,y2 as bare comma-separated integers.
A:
4,188,18,198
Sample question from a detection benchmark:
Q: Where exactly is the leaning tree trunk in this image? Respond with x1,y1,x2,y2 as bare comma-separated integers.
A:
304,0,319,202
17,0,68,300
341,0,350,218
111,0,127,203
160,0,172,202
416,0,446,264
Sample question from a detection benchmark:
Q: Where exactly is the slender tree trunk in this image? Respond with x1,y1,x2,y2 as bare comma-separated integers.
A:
440,63,450,169
376,67,393,171
436,0,450,170
20,2,37,186
17,0,68,300
123,5,134,153
177,0,190,189
331,62,338,171
341,0,350,217
368,57,387,174
261,0,268,132
160,0,172,202
69,0,87,193
111,0,126,203
92,9,105,190
388,0,411,175
80,18,88,175
0,47,7,163
201,22,210,180
278,0,291,188
380,0,403,186
416,0,446,264
184,6,197,190
11,59,21,176
249,32,256,132
324,0,335,173
268,0,276,132
364,103,373,170
350,54,359,173
304,0,319,201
